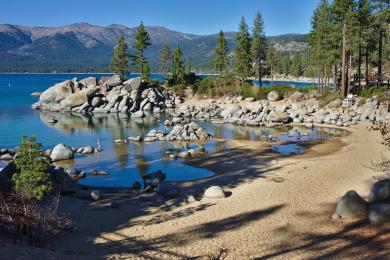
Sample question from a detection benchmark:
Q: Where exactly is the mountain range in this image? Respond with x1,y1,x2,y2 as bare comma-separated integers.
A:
0,23,308,73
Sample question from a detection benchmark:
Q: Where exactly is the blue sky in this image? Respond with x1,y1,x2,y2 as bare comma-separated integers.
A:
0,0,320,36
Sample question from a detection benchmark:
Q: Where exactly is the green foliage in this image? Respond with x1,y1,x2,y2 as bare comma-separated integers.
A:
132,22,151,78
109,35,129,79
12,136,52,201
233,17,252,81
172,46,186,84
251,11,267,83
214,30,229,75
160,40,171,77
360,87,390,101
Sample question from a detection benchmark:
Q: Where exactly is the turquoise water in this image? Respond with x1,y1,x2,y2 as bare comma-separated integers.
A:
0,74,342,188
252,80,314,88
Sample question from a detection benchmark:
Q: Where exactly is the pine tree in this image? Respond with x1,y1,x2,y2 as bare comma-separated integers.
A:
132,21,151,78
233,17,252,83
251,11,267,86
214,30,229,75
160,40,171,79
110,35,128,79
172,46,185,84
13,136,52,201
187,57,193,73
371,0,389,87
331,0,355,97
265,44,279,81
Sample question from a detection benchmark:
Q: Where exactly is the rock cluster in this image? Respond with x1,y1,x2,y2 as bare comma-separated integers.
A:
32,76,178,115
171,94,389,128
333,179,390,224
0,147,18,161
48,143,99,162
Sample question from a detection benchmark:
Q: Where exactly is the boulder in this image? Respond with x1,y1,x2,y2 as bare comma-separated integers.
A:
60,88,97,109
368,179,390,203
267,91,281,102
333,190,367,219
91,190,102,201
221,104,241,118
123,77,142,91
82,146,94,154
204,186,226,199
50,144,74,161
289,91,305,102
268,111,290,123
0,154,14,161
38,80,74,105
132,110,144,118
79,77,97,88
132,181,141,190
105,75,122,88
368,203,390,224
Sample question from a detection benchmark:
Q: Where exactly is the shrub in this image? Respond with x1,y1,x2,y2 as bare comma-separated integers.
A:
12,136,52,201
0,193,71,245
360,87,390,102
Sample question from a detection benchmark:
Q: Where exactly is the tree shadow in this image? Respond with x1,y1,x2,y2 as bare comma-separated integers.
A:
256,205,390,259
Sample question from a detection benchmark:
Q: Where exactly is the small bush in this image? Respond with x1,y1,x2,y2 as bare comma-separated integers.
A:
12,136,52,201
360,87,390,102
0,193,71,245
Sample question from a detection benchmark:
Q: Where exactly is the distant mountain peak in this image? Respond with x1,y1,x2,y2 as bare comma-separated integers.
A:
0,22,307,73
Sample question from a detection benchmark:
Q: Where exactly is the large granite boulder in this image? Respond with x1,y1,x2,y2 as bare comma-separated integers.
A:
267,91,281,102
105,75,122,88
368,203,390,224
38,80,74,106
368,179,390,203
221,104,241,118
268,110,290,123
123,77,142,91
289,91,305,102
50,144,74,161
333,190,367,219
60,87,97,109
79,77,97,88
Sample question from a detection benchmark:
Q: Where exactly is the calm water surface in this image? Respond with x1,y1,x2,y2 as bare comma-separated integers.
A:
0,74,344,187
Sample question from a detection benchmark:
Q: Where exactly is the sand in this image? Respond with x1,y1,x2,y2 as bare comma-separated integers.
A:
3,124,390,259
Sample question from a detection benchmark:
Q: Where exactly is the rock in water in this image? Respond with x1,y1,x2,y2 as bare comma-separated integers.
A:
334,190,367,219
368,203,390,224
204,186,226,199
50,143,74,161
267,91,281,102
91,190,101,201
368,179,390,203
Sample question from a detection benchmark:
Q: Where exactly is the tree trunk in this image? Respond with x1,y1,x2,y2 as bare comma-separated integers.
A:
341,23,347,97
317,67,321,93
348,51,352,95
378,29,383,87
258,58,262,87
333,64,337,91
365,47,369,87
358,41,362,93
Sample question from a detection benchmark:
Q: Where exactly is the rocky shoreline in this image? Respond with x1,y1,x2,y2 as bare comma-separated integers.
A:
31,75,389,130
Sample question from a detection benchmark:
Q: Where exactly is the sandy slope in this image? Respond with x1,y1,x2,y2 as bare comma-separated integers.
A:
3,125,389,259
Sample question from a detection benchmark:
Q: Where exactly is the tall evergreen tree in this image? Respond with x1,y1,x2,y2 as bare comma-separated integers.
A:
251,11,267,86
160,40,171,78
331,0,355,97
110,35,129,79
214,30,229,75
233,17,252,83
265,44,279,81
132,21,151,78
172,46,185,84
371,0,389,87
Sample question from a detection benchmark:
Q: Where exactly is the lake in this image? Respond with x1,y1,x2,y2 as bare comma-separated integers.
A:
0,74,340,188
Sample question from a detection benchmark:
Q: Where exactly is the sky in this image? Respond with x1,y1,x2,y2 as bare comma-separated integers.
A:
0,0,321,36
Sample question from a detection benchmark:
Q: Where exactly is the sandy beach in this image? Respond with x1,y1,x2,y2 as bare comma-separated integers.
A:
3,123,388,259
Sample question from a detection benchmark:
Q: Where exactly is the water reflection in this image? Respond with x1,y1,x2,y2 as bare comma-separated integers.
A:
36,111,348,188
